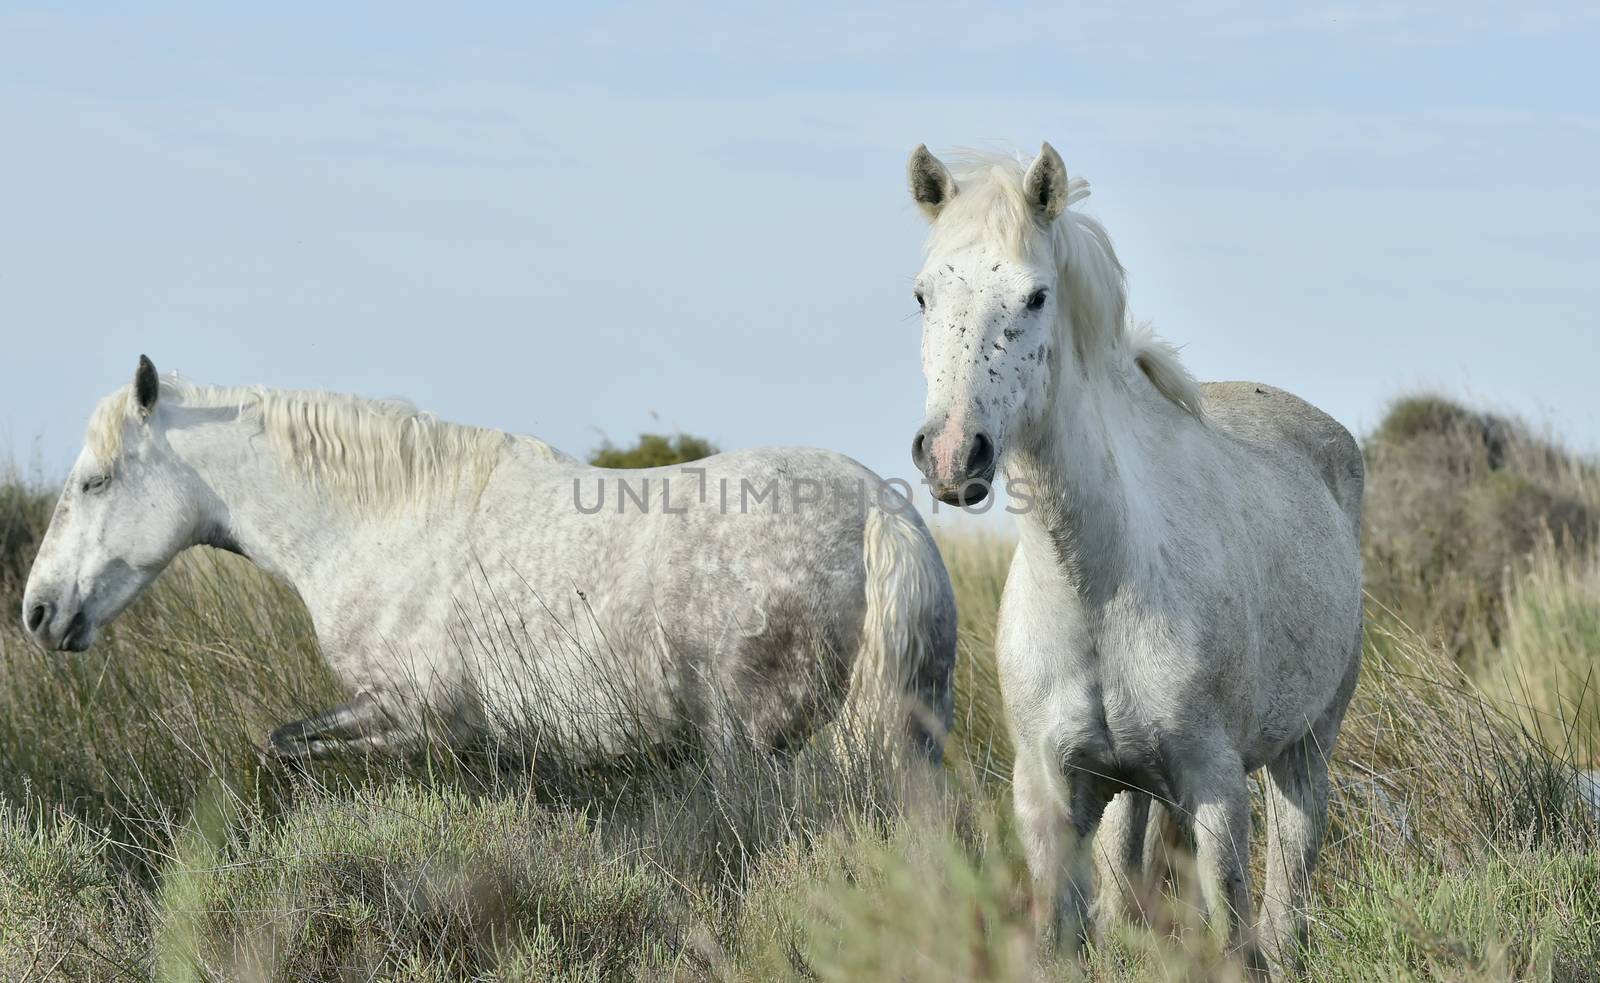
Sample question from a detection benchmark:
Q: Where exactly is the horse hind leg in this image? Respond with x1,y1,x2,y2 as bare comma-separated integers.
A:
1263,638,1359,975
1261,733,1333,976
1092,790,1153,934
1174,747,1268,977
1141,796,1190,900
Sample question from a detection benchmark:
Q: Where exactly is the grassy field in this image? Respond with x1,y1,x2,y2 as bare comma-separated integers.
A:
1,395,1597,981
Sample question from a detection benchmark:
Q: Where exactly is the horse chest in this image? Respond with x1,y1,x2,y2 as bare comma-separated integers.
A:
999,575,1208,788
1021,668,1176,798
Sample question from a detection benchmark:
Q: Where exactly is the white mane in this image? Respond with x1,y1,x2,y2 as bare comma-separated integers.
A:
88,377,563,512
929,149,1204,420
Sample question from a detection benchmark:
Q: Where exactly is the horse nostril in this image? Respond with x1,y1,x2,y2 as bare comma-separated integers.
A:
911,431,930,470
25,602,52,634
967,432,995,476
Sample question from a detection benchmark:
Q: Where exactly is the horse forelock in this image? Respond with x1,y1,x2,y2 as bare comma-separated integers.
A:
87,386,136,473
86,376,564,511
924,149,1202,420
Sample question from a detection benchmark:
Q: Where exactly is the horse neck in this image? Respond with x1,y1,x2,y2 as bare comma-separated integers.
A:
171,414,362,592
1006,354,1176,601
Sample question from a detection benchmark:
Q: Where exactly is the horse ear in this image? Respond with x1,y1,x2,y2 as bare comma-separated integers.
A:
908,145,956,219
133,354,159,419
1023,142,1068,223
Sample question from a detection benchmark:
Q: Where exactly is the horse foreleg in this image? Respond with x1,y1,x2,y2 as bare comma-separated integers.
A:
1013,742,1113,957
266,690,414,761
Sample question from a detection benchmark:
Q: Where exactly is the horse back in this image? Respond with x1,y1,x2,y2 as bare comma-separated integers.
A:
1200,382,1365,533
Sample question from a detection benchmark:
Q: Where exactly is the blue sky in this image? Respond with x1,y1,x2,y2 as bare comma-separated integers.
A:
3,3,1597,524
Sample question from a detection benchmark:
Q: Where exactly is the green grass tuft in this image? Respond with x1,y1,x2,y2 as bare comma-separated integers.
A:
156,783,693,981
0,802,144,979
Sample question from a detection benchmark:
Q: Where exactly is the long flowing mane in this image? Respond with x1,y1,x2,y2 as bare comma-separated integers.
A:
89,378,564,511
930,149,1204,419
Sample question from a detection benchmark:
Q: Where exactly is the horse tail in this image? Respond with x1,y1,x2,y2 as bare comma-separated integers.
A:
844,499,957,766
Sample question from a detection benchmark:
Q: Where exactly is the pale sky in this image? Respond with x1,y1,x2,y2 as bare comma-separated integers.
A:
3,3,1597,526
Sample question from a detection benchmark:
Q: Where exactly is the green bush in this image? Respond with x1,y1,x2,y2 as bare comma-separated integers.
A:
1321,847,1600,981
589,433,717,469
1368,395,1510,452
734,811,1042,983
732,781,1600,982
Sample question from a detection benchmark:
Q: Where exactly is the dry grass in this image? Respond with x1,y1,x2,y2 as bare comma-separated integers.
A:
1,392,1598,980
1478,546,1600,768
934,529,1015,787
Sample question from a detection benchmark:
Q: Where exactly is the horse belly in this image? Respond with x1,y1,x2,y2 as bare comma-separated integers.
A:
478,644,678,755
379,558,682,756
1253,527,1363,749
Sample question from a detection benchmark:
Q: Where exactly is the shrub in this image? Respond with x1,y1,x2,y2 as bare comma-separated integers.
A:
0,804,143,979
1368,395,1513,456
1363,395,1594,659
589,433,717,469
156,784,694,981
733,811,1044,983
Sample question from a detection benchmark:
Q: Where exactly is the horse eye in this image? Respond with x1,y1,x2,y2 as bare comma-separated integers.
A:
1026,289,1048,311
914,291,926,310
81,475,109,495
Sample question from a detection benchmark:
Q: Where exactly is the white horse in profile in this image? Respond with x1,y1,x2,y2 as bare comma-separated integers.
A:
23,358,956,767
905,145,1364,974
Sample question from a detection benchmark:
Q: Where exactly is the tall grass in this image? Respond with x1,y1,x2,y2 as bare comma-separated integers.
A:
1479,546,1600,768
0,803,146,979
0,549,336,877
934,530,1014,787
1,392,1598,980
